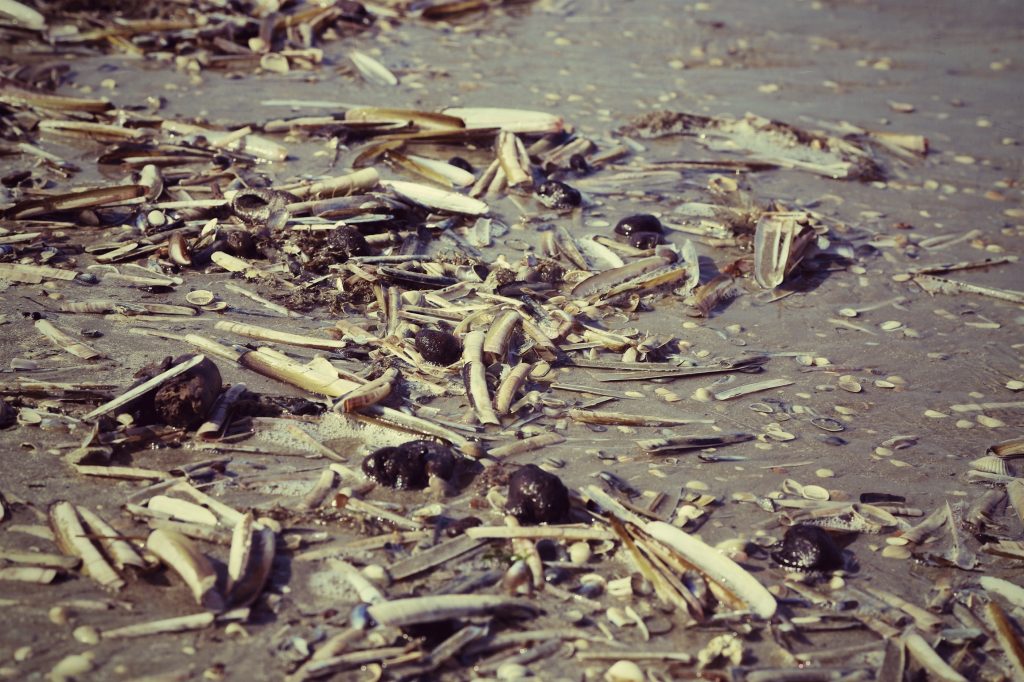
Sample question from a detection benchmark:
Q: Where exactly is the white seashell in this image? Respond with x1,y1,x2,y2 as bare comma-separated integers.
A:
148,495,219,526
382,179,488,216
50,653,95,682
645,521,777,618
970,455,1011,477
837,375,862,393
606,606,630,627
607,575,634,598
405,154,476,187
568,541,592,565
185,290,215,306
604,660,644,682
349,49,398,86
443,107,564,134
802,485,831,501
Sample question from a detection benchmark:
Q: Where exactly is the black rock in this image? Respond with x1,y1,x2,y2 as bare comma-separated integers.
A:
535,181,581,210
506,464,570,525
361,440,456,490
771,524,844,572
328,226,370,260
414,329,462,366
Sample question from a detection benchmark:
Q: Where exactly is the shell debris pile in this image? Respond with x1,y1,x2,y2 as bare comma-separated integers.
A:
0,1,1023,681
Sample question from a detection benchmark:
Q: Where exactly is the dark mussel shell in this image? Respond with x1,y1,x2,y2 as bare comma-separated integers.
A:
447,156,473,173
506,464,570,525
628,232,662,249
771,524,844,572
361,440,457,490
415,329,462,366
614,213,663,237
534,180,581,210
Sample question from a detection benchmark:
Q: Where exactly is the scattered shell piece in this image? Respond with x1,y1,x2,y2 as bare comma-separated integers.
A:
882,545,912,559
977,415,1006,428
605,660,644,682
837,375,862,393
880,320,904,331
185,290,215,306
816,469,835,478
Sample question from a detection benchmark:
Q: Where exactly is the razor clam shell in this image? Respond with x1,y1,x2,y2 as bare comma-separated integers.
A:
1007,480,1024,525
381,180,488,215
639,432,754,454
991,436,1024,459
713,378,793,401
348,49,398,86
442,107,564,134
644,521,776,619
365,595,538,628
753,213,794,289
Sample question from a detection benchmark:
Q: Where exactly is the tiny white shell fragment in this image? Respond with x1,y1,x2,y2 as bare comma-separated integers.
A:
50,653,95,682
568,541,592,565
882,545,911,559
605,660,644,682
72,625,100,645
880,320,903,331
977,415,1006,428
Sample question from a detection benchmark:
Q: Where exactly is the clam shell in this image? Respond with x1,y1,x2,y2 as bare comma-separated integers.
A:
837,375,862,393
801,485,831,501
185,290,215,306
970,455,1012,477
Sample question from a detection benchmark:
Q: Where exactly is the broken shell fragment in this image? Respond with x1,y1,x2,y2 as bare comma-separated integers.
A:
506,464,570,525
146,528,224,612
